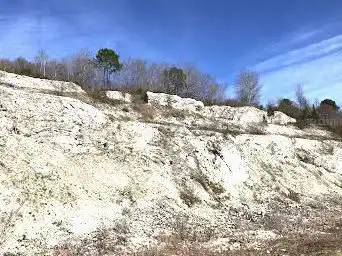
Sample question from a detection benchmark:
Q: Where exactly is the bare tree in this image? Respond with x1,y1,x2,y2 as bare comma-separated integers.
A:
130,59,148,90
115,59,148,90
295,84,309,109
46,60,59,79
147,62,170,92
314,98,320,109
235,70,262,106
182,64,226,102
112,60,225,102
34,49,48,77
183,65,205,99
161,67,187,95
114,60,169,92
70,50,96,89
62,58,73,81
0,59,14,72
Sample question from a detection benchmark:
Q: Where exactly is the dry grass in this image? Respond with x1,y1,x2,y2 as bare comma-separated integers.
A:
324,125,342,139
47,209,342,256
179,187,201,207
132,104,156,121
160,107,186,120
246,124,267,135
53,222,129,256
133,226,342,256
132,242,216,256
56,231,342,256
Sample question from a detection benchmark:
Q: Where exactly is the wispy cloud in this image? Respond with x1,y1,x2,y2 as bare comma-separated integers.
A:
289,29,323,44
254,33,342,105
254,34,342,73
0,13,164,61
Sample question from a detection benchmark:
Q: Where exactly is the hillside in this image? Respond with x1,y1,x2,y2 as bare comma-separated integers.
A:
0,71,342,255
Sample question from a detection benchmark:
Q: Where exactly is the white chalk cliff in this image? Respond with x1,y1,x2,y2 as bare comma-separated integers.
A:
0,71,341,255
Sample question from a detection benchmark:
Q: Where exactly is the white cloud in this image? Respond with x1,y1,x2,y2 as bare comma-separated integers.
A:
288,28,324,45
254,34,342,73
258,47,342,105
0,14,164,62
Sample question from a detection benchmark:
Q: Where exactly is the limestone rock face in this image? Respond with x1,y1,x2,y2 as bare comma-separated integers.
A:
0,72,341,255
147,91,204,111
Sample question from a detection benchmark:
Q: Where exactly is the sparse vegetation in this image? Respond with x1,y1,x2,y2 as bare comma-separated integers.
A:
190,172,224,196
160,106,187,119
247,124,267,135
179,187,201,207
85,89,107,102
208,181,225,195
326,125,342,138
286,189,301,203
52,221,129,256
50,215,342,256
132,104,155,121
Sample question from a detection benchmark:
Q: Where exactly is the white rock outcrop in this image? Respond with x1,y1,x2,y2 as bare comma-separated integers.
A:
147,91,295,125
0,72,341,255
106,90,132,103
202,106,296,125
147,91,204,111
0,71,84,93
268,111,296,125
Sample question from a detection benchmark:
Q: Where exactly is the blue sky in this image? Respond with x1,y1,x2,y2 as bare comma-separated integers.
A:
0,0,342,105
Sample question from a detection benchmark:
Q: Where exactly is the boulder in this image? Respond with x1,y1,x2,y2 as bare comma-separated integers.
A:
105,90,132,103
268,111,296,125
147,91,204,112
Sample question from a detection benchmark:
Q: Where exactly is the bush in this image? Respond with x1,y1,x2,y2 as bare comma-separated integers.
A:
267,104,275,117
277,98,300,119
179,187,201,207
295,119,308,129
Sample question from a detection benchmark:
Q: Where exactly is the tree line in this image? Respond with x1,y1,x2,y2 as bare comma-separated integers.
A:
0,48,228,104
0,48,340,122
